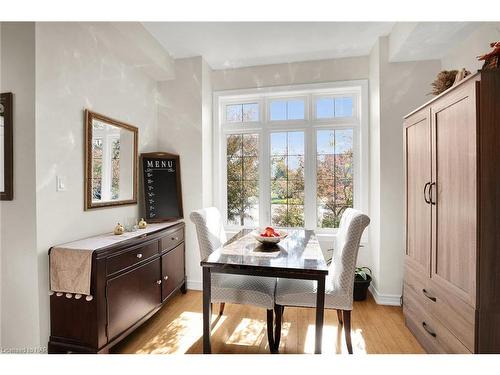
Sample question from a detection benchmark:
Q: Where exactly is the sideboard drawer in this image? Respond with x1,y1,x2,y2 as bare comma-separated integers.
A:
160,228,184,253
107,240,159,275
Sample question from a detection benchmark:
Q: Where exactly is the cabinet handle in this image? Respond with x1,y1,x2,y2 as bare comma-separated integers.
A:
429,182,436,205
172,237,179,241
164,275,169,281
423,182,431,204
422,289,437,302
136,253,143,259
422,321,437,338
156,280,162,285
139,234,147,239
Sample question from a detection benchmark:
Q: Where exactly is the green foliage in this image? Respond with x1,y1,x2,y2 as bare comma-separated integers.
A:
355,267,372,281
317,146,354,228
226,134,259,226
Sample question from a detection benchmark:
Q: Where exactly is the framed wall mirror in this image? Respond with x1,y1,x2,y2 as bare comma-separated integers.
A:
0,93,13,201
85,110,138,210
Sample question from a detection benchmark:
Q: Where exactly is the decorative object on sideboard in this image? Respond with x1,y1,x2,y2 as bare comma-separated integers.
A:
453,68,471,85
353,266,372,301
124,217,138,232
114,222,125,235
478,42,500,70
140,152,183,222
138,218,147,229
429,70,458,95
84,109,139,210
0,92,13,201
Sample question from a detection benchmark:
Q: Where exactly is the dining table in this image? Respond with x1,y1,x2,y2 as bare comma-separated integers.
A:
200,228,329,354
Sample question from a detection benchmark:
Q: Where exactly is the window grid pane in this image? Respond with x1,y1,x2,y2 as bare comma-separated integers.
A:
316,129,354,228
270,99,305,121
226,103,259,123
315,96,354,119
227,134,259,226
271,131,305,228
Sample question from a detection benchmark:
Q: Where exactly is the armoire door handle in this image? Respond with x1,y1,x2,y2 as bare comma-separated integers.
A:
429,182,436,205
423,182,431,204
422,288,437,302
422,321,437,338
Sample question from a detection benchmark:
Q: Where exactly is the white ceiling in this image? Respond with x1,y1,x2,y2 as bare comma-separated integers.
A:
143,22,395,70
142,22,480,70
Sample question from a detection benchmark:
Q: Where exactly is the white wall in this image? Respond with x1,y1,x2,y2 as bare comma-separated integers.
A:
369,37,441,303
441,22,500,72
0,22,163,351
34,22,162,348
211,56,369,91
368,40,381,293
157,57,213,290
0,22,39,350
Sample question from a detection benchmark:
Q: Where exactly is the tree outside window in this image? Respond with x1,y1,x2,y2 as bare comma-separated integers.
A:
226,134,259,226
317,129,354,228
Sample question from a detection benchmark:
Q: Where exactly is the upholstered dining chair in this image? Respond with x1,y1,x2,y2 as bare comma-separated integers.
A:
190,207,277,352
273,208,370,354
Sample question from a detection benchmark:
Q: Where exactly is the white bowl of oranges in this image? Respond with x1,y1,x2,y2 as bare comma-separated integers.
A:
252,226,287,245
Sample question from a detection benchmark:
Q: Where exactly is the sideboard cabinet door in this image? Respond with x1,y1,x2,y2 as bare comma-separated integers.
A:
161,243,185,301
106,258,162,340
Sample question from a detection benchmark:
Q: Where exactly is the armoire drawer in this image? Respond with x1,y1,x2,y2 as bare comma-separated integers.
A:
403,281,430,318
404,263,428,296
405,305,471,354
427,278,476,351
107,240,159,275
160,228,184,253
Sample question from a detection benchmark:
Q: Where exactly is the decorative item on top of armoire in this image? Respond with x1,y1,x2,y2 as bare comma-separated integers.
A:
429,70,458,95
453,68,471,85
0,92,13,201
353,267,372,301
140,152,183,222
477,42,500,70
403,68,500,353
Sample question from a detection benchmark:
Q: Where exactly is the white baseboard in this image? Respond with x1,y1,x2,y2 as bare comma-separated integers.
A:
369,285,402,306
187,279,202,291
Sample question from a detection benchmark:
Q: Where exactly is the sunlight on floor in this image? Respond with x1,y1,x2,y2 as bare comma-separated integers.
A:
135,311,226,354
303,325,367,354
274,322,292,351
226,318,266,346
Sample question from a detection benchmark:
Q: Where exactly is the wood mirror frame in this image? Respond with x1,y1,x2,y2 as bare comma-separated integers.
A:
0,93,13,201
84,109,138,210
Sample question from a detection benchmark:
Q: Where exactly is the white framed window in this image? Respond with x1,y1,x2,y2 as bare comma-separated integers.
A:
213,80,368,232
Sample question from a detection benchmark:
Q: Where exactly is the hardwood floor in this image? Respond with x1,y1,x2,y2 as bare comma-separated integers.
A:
112,290,424,354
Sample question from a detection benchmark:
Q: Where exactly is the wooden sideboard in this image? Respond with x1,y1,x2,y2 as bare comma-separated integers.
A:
48,222,186,353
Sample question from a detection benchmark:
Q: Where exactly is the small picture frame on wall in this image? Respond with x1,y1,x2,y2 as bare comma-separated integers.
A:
0,92,13,201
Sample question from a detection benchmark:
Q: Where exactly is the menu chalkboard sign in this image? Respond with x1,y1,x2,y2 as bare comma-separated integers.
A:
140,152,183,222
